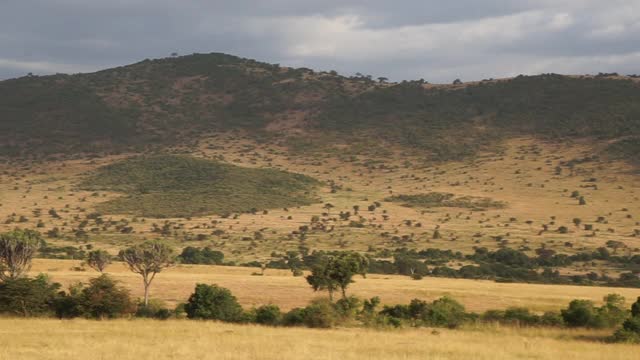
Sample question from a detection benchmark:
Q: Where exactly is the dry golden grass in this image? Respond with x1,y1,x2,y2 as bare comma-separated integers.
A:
30,259,640,312
0,318,636,360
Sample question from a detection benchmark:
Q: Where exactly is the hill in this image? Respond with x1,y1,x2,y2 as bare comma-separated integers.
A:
1,53,639,165
0,53,639,291
79,154,319,218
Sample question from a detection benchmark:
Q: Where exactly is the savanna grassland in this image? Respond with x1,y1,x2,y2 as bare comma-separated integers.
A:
1,318,638,360
1,134,639,270
2,53,640,359
26,259,640,313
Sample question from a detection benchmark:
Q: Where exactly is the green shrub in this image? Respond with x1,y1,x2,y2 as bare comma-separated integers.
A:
540,311,565,327
282,308,307,326
595,294,628,328
136,299,172,320
423,296,467,328
52,283,84,319
254,304,281,326
184,284,244,322
335,296,361,320
179,247,224,265
562,300,596,327
612,317,640,343
0,274,60,317
80,274,136,319
503,307,540,326
301,299,339,328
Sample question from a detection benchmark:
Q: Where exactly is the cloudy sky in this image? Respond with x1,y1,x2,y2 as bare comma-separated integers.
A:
1,0,639,82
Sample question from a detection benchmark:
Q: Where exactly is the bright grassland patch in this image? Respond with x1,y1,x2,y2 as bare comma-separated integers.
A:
386,192,506,211
1,318,637,360
28,259,640,313
79,155,320,217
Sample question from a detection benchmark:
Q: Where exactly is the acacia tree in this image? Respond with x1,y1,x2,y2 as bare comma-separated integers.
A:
323,203,335,216
334,252,368,298
86,250,112,273
306,252,369,301
306,256,339,301
0,229,41,281
120,240,174,306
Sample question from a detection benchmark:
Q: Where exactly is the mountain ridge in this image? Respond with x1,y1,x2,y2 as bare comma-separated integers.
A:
1,52,639,165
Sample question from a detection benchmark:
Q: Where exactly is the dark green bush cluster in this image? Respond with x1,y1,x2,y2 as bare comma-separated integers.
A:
561,294,628,329
482,307,563,327
612,297,640,343
0,274,135,319
80,155,319,218
380,296,469,328
363,247,640,288
179,247,224,265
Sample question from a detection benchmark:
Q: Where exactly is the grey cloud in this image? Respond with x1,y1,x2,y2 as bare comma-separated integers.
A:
0,0,639,82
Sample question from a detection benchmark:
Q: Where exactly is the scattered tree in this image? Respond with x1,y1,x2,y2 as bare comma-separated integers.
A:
0,229,42,281
120,240,174,306
86,250,112,273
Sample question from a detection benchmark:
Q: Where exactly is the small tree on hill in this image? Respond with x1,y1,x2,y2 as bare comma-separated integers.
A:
323,203,335,216
120,240,174,306
86,250,112,273
0,229,42,281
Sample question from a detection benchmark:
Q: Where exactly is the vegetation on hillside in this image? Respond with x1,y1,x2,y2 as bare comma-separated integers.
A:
2,53,639,165
79,155,320,217
386,193,505,211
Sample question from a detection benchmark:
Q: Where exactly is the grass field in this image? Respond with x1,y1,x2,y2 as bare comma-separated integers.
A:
29,259,640,312
0,318,637,360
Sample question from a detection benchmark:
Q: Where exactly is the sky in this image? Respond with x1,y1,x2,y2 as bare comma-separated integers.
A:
1,0,639,82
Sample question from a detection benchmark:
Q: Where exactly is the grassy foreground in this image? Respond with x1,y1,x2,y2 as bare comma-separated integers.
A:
0,318,636,360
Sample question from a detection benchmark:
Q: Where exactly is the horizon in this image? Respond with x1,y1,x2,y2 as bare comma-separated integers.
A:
1,1,639,82
1,51,638,84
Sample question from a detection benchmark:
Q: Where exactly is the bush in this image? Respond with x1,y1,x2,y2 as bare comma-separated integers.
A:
334,296,361,320
595,294,628,328
379,296,468,328
184,284,244,322
0,274,60,317
562,295,628,329
179,247,224,265
53,283,84,319
612,297,640,343
282,308,307,326
80,274,135,319
136,299,172,320
612,317,640,343
540,311,565,327
424,296,467,328
254,304,281,326
301,299,339,328
562,300,596,327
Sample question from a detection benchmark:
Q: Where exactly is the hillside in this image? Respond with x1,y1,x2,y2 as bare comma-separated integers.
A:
1,53,640,290
1,52,639,165
79,155,319,218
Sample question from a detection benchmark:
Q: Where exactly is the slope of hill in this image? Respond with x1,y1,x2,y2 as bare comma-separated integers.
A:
79,154,319,218
1,52,639,165
0,53,639,288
